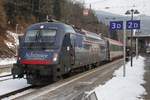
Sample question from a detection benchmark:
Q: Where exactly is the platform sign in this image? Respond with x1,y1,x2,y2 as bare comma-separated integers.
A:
126,20,140,29
110,21,123,30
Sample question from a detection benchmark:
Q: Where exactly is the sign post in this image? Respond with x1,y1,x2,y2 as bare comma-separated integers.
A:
109,20,140,76
110,21,126,77
123,22,126,77
136,38,138,59
126,20,140,66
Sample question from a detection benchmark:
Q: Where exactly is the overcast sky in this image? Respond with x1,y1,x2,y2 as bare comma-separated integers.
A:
81,0,150,16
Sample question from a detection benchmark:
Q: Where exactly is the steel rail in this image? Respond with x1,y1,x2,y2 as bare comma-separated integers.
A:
0,86,33,99
0,74,12,78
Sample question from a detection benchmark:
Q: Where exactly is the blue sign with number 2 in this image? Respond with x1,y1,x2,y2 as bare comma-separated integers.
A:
126,20,140,29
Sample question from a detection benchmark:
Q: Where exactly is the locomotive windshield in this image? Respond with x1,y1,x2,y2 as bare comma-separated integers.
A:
25,29,56,43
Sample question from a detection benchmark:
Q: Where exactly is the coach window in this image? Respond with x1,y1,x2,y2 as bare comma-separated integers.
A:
101,45,105,52
84,44,91,50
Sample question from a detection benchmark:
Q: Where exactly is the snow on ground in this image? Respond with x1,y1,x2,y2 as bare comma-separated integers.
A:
0,72,11,82
0,58,16,65
95,56,146,100
0,72,29,96
0,72,11,77
4,40,15,49
6,31,19,46
4,31,19,50
0,79,30,95
0,31,18,65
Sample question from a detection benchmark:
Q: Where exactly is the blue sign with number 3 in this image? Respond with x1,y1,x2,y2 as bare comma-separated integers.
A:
126,20,140,29
110,21,123,30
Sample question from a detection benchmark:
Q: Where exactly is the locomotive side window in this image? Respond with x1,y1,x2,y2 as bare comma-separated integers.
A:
75,35,83,48
64,24,76,33
70,34,76,47
63,34,71,47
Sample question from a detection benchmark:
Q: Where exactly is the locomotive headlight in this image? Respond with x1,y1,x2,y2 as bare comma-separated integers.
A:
53,53,58,62
17,56,21,60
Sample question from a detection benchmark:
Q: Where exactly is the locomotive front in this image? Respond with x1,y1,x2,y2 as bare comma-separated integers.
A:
12,23,63,85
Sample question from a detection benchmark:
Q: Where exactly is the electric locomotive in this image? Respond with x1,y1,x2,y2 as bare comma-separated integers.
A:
12,21,110,85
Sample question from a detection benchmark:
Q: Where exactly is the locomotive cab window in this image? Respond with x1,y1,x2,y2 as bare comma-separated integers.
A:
25,29,57,43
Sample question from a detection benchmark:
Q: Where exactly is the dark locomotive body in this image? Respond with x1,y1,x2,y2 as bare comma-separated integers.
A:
12,22,123,85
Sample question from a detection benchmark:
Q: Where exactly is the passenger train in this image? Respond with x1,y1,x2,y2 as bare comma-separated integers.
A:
12,21,123,85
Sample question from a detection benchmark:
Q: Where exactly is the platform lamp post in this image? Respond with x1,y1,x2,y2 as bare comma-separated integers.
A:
125,9,140,67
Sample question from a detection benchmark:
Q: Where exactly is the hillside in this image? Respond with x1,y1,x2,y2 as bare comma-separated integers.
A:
95,10,150,38
0,0,108,57
0,31,18,58
95,10,125,25
138,15,150,36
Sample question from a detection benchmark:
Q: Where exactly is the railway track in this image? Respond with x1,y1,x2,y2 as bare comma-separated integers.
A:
0,64,12,75
0,86,33,99
0,74,12,78
13,59,123,100
0,74,12,82
0,65,13,82
0,59,122,100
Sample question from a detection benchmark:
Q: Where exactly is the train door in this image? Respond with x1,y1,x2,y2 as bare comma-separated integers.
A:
61,33,75,73
70,34,75,65
106,40,110,61
100,45,105,61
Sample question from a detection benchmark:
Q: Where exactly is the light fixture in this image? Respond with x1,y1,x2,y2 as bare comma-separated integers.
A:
125,10,131,15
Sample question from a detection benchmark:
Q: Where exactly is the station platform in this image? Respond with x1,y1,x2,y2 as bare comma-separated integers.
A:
6,55,150,100
14,59,123,100
143,54,150,100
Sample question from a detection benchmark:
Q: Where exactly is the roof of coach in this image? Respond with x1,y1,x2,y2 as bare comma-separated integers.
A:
105,37,123,46
81,29,103,41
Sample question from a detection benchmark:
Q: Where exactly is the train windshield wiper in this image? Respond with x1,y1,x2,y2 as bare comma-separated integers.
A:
35,31,41,42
